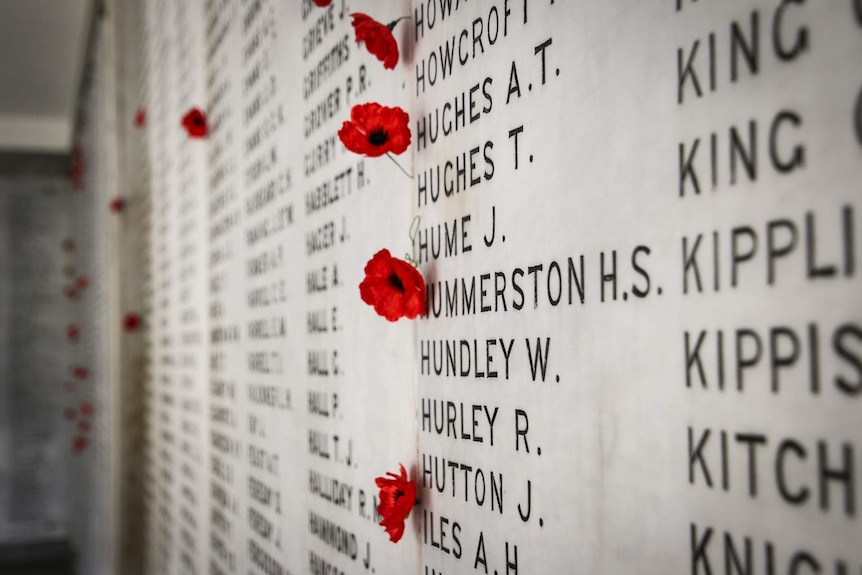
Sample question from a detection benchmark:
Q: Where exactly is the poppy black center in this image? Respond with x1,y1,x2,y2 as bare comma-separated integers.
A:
193,116,203,126
368,128,388,146
388,273,404,292
394,489,404,500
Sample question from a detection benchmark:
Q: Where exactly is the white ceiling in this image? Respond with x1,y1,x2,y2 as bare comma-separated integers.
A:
0,0,93,153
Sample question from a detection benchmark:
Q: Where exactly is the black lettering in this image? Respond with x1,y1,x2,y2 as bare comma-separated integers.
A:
678,41,703,104
690,523,713,575
686,331,708,389
766,219,798,284
680,139,702,196
834,324,862,396
773,0,809,61
769,110,805,173
776,439,810,505
683,234,704,293
818,441,856,516
730,12,759,82
689,427,713,487
736,433,767,497
731,226,757,287
735,329,762,391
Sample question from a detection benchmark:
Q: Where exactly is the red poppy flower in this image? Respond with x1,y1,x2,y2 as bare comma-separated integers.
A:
80,402,93,417
63,381,76,393
375,464,416,543
109,196,125,213
134,107,146,127
72,367,89,380
64,408,77,421
62,238,75,252
78,420,91,432
359,249,426,321
69,167,83,190
123,312,142,332
72,436,88,453
338,103,410,157
76,276,89,290
67,324,80,342
68,145,85,190
313,0,332,5
351,13,400,70
181,108,208,138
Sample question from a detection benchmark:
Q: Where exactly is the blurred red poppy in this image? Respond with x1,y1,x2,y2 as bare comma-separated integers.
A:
123,312,142,332
110,196,125,213
375,464,416,543
69,167,83,190
351,13,399,69
181,108,208,138
72,436,88,453
134,107,146,127
69,145,84,190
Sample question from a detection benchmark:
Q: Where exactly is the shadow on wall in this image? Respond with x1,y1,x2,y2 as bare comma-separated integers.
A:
0,539,75,575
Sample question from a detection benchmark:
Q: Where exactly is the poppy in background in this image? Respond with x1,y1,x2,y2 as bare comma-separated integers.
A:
123,312,142,332
181,108,208,138
110,196,125,213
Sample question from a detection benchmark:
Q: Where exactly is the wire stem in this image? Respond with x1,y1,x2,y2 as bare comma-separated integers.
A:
386,153,413,178
387,16,412,30
405,216,421,266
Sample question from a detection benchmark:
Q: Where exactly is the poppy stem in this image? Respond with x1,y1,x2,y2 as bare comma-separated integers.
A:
405,216,421,267
387,16,412,31
410,216,420,265
386,153,413,178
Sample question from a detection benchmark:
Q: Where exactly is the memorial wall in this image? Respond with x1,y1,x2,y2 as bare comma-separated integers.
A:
6,0,858,574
